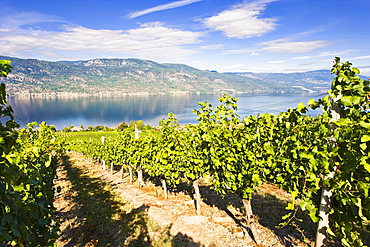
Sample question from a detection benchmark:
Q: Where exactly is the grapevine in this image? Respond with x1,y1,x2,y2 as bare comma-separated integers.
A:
0,60,62,246
64,57,369,246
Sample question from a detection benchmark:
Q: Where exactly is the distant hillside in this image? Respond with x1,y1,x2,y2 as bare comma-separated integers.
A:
226,71,334,94
228,70,370,94
0,56,336,96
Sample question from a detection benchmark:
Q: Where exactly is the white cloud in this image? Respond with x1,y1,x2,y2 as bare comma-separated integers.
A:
0,22,204,60
0,12,64,29
259,39,329,53
347,55,370,60
223,38,329,56
200,44,223,50
299,61,317,66
298,29,325,36
127,0,203,19
202,0,278,39
268,60,285,63
223,49,256,55
292,50,353,59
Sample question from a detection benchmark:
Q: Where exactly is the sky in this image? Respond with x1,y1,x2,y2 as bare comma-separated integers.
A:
0,0,369,75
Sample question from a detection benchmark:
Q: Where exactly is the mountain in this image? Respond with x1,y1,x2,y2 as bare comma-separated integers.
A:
226,71,335,94
0,56,334,96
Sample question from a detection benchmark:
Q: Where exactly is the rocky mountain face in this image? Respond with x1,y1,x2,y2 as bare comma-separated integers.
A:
0,56,335,96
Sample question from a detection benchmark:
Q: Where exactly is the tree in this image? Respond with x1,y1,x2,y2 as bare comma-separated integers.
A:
62,125,74,132
103,126,113,132
116,121,128,131
142,124,152,131
129,120,145,130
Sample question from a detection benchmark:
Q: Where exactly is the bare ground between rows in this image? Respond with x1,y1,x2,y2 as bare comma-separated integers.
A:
54,151,317,247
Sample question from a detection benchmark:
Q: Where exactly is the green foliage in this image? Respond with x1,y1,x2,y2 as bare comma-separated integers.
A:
2,122,63,246
270,57,370,246
0,60,62,246
0,60,12,78
159,114,179,127
63,58,370,246
325,58,370,246
62,125,74,132
116,121,128,131
192,95,259,199
129,120,145,130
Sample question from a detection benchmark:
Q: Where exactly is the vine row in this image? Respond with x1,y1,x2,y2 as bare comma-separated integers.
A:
64,58,369,247
0,60,62,247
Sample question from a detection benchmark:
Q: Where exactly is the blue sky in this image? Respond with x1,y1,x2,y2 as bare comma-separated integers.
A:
1,0,369,74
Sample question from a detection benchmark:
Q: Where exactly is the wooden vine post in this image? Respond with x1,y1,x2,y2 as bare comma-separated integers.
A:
242,198,261,245
161,179,168,199
128,165,133,183
193,178,202,216
135,125,144,187
101,136,105,170
134,124,140,139
120,165,124,180
137,169,144,187
315,92,341,246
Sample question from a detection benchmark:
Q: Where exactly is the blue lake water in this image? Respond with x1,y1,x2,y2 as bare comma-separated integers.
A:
7,93,326,130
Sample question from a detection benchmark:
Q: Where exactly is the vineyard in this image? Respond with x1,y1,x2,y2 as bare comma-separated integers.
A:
1,58,369,246
0,60,62,246
62,58,370,246
57,131,122,142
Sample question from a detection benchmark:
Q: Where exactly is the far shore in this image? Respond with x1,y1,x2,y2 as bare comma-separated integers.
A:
7,89,272,98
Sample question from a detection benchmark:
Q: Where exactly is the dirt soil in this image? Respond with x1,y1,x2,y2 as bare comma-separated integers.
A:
54,152,316,247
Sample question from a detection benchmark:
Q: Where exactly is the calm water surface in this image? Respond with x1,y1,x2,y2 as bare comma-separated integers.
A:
8,93,325,130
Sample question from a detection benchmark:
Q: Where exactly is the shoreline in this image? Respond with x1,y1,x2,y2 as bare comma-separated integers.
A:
6,89,321,98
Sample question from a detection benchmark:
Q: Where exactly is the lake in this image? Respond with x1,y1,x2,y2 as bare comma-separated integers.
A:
7,93,326,130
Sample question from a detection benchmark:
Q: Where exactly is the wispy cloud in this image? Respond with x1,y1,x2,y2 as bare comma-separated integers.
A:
347,55,370,60
299,61,318,66
292,50,353,59
298,29,325,36
202,0,278,39
268,60,285,63
200,44,223,50
127,0,203,19
222,49,256,55
0,12,64,29
223,37,329,55
259,39,329,53
0,21,203,60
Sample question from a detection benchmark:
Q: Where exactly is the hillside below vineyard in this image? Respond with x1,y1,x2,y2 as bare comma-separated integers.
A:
0,56,337,96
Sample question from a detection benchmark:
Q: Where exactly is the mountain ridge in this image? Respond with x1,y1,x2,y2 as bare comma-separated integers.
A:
0,56,336,96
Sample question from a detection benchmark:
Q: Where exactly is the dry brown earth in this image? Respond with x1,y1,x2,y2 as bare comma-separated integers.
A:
54,152,317,247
